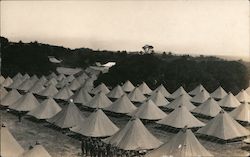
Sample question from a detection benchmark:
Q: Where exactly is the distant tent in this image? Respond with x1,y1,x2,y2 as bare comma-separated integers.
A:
218,92,241,109
103,118,162,150
166,94,196,111
210,86,227,100
76,73,88,85
22,73,30,80
127,87,146,103
122,80,135,92
146,128,213,157
83,78,94,91
27,98,62,119
44,78,58,87
71,87,92,105
36,76,48,86
56,78,69,89
47,72,57,80
229,102,250,123
68,79,81,91
53,86,74,101
65,75,75,83
105,94,137,114
147,90,169,107
169,86,191,100
192,98,222,118
0,75,5,84
0,85,8,100
38,84,58,98
0,89,22,107
188,84,207,96
22,142,52,157
157,105,205,129
1,124,24,157
245,86,250,96
71,109,119,137
129,100,167,120
47,101,85,129
107,85,125,99
150,84,170,98
85,92,112,108
12,72,23,81
17,78,37,92
90,83,110,95
29,75,39,83
190,90,210,104
235,90,250,103
29,81,45,94
56,73,66,81
9,92,40,112
138,82,152,95
8,78,24,89
197,110,250,141
1,77,13,87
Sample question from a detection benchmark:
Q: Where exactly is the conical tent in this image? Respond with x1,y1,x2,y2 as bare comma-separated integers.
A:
56,78,69,89
129,100,167,120
22,143,52,157
147,90,169,107
85,92,112,108
29,75,39,82
0,89,22,106
68,78,81,91
23,73,30,80
0,85,8,100
128,87,146,103
138,82,152,95
47,72,57,80
53,86,73,101
27,98,62,119
107,85,125,99
103,118,162,150
1,77,13,87
197,110,250,140
105,94,137,114
44,78,58,87
47,102,85,128
169,86,191,99
166,94,196,111
229,102,250,123
90,83,110,95
236,90,250,103
245,86,250,95
65,75,75,83
12,72,23,81
157,105,205,129
17,78,36,91
82,78,94,91
38,76,48,85
71,87,92,105
190,90,210,104
38,84,58,97
146,128,213,157
150,84,170,98
192,98,222,118
210,86,227,100
1,124,24,157
188,84,207,96
122,80,135,92
9,92,40,112
8,78,24,89
56,73,66,81
73,109,119,137
29,81,45,94
218,92,241,109
76,75,86,85
0,76,5,84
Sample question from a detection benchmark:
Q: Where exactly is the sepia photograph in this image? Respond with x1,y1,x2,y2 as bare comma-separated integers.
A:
0,0,250,157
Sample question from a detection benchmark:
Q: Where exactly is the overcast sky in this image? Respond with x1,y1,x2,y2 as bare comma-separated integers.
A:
1,0,249,59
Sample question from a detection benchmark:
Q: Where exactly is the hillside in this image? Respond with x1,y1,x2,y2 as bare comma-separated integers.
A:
0,36,249,94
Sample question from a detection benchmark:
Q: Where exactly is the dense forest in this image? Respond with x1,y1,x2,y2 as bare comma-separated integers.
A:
0,36,249,94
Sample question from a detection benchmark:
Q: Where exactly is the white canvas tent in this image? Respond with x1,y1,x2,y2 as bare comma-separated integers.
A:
147,90,169,107
169,86,191,100
103,118,162,150
138,82,152,95
68,78,81,91
229,102,250,123
12,72,22,81
0,85,8,100
56,78,69,89
47,101,85,129
22,143,52,157
85,92,112,109
146,128,213,157
8,77,24,89
245,86,250,96
71,87,92,105
157,105,205,129
27,98,62,119
197,110,250,140
72,109,119,137
47,72,57,80
1,77,13,87
0,89,22,107
128,87,147,103
53,86,74,101
56,73,66,81
17,78,37,91
9,92,40,112
236,89,250,103
129,100,167,120
210,86,227,100
122,80,135,92
107,85,125,99
218,92,241,109
105,94,137,114
190,89,210,104
44,78,58,87
38,84,58,97
29,81,45,94
1,124,24,157
188,84,207,96
65,75,75,83
0,75,5,84
166,94,196,111
90,83,110,95
150,84,170,98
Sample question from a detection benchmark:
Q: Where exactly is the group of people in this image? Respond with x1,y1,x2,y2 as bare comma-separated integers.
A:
81,137,147,157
